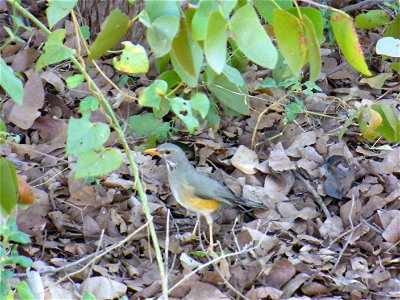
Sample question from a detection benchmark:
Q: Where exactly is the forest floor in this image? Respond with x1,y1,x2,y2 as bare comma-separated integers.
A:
1,1,399,299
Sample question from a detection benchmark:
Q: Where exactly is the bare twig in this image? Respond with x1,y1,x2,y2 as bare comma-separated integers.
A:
342,0,390,12
332,196,356,271
294,172,331,219
168,242,262,294
15,221,150,278
250,95,286,149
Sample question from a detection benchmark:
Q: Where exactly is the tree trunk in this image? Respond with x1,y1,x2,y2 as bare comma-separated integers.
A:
78,0,146,45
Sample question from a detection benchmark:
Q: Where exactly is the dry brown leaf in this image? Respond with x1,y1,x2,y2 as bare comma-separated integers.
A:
382,214,400,243
231,145,259,174
286,132,317,158
17,175,36,205
80,276,127,300
263,258,296,289
9,69,44,129
11,48,40,72
40,71,66,93
319,216,344,239
245,286,283,300
301,281,330,296
268,142,295,172
184,281,229,300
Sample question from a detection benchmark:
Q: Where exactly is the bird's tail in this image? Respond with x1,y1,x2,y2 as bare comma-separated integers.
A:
233,196,265,209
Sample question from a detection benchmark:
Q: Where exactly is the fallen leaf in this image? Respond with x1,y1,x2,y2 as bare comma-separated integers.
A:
9,69,44,129
231,145,259,174
80,276,127,300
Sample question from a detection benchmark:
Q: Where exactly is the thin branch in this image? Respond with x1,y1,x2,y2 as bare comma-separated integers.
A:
15,221,150,278
342,0,390,12
294,172,331,219
332,196,356,271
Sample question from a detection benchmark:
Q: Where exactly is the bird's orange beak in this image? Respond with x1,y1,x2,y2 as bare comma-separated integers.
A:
144,148,160,156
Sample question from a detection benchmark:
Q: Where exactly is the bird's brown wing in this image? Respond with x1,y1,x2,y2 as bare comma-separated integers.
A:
186,171,236,207
187,171,265,208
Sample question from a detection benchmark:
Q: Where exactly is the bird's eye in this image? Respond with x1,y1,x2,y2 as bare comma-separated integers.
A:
165,150,171,155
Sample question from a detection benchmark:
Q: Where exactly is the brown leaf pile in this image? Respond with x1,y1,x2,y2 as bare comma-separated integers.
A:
1,3,399,300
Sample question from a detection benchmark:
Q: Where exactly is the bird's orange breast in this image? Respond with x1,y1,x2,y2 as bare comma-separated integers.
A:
177,184,222,213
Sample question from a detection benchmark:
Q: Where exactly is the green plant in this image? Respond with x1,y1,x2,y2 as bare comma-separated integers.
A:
0,217,35,299
339,102,400,143
0,0,389,297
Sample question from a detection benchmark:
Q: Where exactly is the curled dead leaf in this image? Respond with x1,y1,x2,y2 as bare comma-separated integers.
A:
17,175,36,205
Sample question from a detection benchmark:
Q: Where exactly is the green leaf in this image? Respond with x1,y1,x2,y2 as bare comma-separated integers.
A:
389,61,400,72
272,52,294,83
80,25,90,40
66,117,110,156
0,56,23,105
190,93,210,118
331,12,372,76
303,15,321,82
36,29,76,70
155,55,170,73
358,106,382,141
355,10,390,29
147,16,180,57
158,70,181,90
360,73,392,89
371,103,400,142
230,5,277,69
192,0,218,41
153,100,171,119
144,0,180,22
0,118,6,145
127,113,165,137
0,158,18,216
204,11,227,74
170,97,199,133
9,230,31,244
207,68,249,115
138,80,168,109
227,38,250,72
79,96,99,116
206,101,221,131
75,148,123,178
65,74,84,89
274,9,307,76
222,64,244,86
88,9,131,60
15,281,35,300
288,7,324,44
46,0,78,28
286,99,304,122
6,255,32,267
220,0,237,17
384,14,400,39
170,18,203,87
254,0,293,23
113,42,149,74
83,292,97,300
256,78,277,90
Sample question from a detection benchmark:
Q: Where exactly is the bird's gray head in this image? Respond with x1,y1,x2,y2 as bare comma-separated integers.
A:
155,143,190,171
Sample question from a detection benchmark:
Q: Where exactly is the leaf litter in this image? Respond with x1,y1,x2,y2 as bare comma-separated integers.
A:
1,6,399,300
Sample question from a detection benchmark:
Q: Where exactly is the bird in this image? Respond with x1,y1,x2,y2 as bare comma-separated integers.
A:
144,143,265,251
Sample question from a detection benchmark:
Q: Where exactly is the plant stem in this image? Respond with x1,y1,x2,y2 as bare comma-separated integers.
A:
297,0,344,14
9,1,168,298
303,110,345,120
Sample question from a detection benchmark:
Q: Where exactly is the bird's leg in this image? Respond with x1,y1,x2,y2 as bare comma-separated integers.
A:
204,215,216,253
209,223,214,252
192,214,200,238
